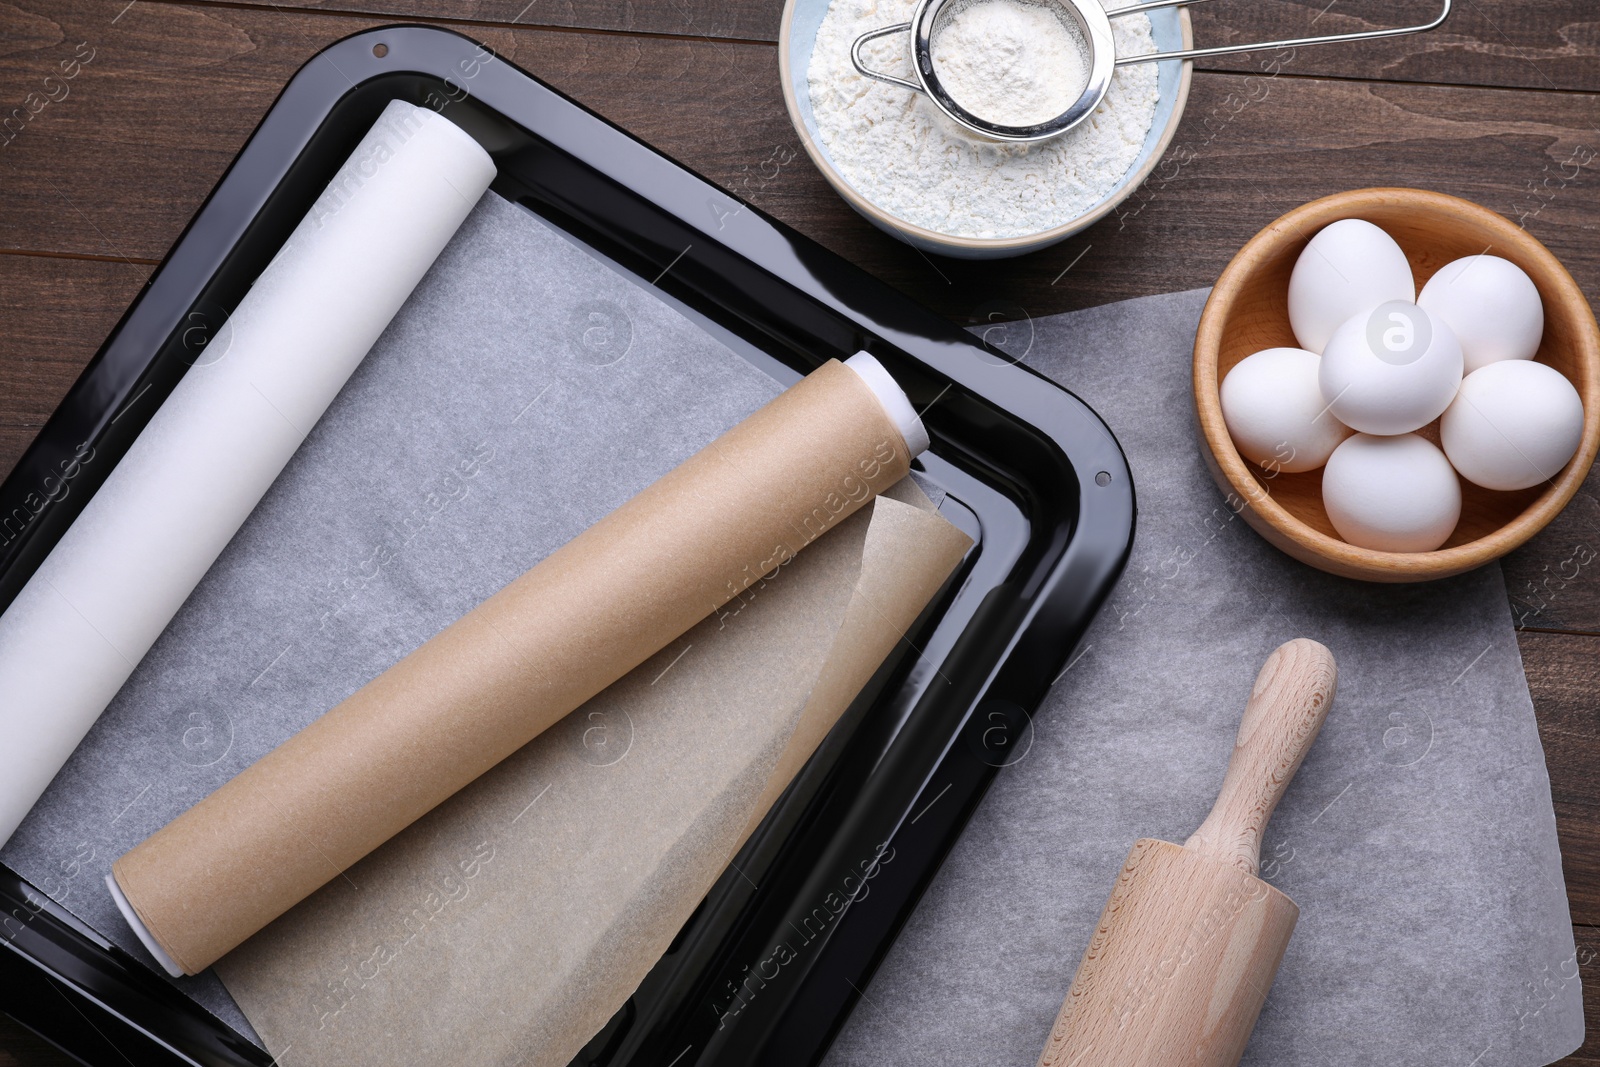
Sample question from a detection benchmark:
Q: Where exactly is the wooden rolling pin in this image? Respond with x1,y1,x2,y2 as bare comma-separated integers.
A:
1037,638,1338,1067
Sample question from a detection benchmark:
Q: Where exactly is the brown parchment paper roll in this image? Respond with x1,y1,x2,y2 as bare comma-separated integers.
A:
213,485,970,1067
113,358,913,975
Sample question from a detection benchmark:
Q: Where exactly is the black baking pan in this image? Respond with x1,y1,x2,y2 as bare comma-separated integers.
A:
0,25,1134,1067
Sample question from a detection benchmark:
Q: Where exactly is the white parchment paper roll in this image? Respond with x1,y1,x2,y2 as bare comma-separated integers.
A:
0,101,496,846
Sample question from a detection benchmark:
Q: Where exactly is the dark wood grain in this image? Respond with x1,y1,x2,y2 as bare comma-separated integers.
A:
1506,465,1600,635
1526,630,1600,924
5,3,1600,318
0,253,150,480
0,1014,72,1067
1566,923,1600,1065
157,0,1600,95
1541,630,1600,1057
0,1,1598,1064
0,0,793,263
1188,0,1600,91
195,0,781,42
0,0,385,261
790,73,1600,325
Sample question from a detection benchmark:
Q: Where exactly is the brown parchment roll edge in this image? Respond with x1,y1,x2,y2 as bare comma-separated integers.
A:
737,479,969,846
113,357,916,974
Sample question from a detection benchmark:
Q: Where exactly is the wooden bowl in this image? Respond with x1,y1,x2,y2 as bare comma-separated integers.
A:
1194,188,1600,583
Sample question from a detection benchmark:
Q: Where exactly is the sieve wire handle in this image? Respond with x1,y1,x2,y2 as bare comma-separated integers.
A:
1108,0,1450,65
851,23,925,93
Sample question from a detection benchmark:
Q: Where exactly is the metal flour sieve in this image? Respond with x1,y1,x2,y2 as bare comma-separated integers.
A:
851,0,1452,142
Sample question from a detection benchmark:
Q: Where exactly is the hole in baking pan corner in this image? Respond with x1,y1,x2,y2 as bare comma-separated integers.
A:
372,42,389,58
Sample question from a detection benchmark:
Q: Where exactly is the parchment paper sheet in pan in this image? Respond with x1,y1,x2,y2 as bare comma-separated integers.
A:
114,353,913,976
215,483,969,1067
0,191,966,1038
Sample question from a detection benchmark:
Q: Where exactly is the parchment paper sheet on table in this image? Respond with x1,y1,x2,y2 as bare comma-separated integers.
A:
822,289,1583,1067
0,191,964,1038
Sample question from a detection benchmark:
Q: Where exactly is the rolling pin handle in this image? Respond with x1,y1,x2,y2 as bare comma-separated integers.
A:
1183,638,1337,876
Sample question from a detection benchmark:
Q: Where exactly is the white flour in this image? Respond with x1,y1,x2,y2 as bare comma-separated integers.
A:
932,0,1088,129
808,0,1160,240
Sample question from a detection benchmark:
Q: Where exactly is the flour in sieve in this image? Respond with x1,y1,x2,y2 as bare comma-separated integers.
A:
933,0,1090,129
807,0,1160,240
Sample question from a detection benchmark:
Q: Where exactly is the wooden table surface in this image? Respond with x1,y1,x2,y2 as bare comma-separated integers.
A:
1,0,1597,1063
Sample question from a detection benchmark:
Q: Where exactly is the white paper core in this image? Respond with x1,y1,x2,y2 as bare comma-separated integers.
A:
106,873,184,977
846,352,930,457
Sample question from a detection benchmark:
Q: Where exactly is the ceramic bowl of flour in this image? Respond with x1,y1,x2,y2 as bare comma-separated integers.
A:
779,0,1193,259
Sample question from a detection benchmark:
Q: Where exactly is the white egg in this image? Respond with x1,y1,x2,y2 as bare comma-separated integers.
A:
1322,433,1461,552
1440,360,1585,490
1288,219,1415,354
1318,301,1463,435
1417,255,1544,374
1220,347,1352,472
